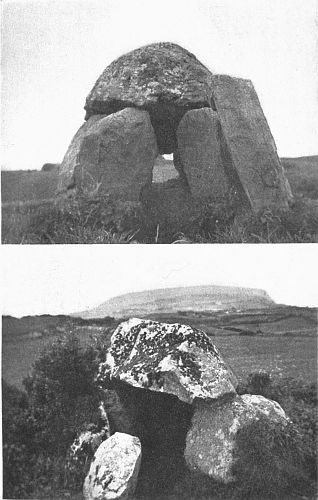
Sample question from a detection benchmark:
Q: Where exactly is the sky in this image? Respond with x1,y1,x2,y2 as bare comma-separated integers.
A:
1,0,318,170
1,244,317,317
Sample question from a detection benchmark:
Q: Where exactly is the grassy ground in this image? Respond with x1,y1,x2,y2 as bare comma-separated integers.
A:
2,157,318,244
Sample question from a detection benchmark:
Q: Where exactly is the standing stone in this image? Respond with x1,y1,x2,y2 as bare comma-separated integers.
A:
211,75,293,211
97,318,238,404
83,432,142,500
58,108,158,200
177,108,230,199
184,394,288,483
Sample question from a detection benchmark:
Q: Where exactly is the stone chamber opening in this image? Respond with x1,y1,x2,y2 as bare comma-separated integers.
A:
104,380,194,496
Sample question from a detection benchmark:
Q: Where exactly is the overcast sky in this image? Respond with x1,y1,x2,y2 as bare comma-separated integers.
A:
1,244,317,317
1,0,318,170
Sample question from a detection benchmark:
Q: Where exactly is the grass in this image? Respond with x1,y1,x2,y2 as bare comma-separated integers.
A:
2,156,318,244
2,193,318,244
1,170,58,203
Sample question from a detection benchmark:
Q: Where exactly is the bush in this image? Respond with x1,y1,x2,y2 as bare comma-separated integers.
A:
2,333,105,498
231,417,312,499
238,371,318,483
23,333,101,455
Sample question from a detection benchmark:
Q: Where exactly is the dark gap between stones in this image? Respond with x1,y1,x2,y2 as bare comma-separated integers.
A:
104,379,194,495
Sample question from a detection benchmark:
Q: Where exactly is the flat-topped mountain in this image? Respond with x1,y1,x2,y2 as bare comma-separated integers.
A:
73,285,274,319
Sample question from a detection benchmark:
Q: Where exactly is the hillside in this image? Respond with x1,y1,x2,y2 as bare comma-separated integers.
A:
73,285,274,319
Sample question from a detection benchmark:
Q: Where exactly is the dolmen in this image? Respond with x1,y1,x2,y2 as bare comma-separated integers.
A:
77,318,288,499
58,42,292,225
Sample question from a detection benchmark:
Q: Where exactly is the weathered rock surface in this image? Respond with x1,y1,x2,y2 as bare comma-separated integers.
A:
83,432,141,500
211,75,293,211
98,318,237,404
177,108,230,199
58,108,158,199
85,42,214,153
85,42,213,115
185,393,288,483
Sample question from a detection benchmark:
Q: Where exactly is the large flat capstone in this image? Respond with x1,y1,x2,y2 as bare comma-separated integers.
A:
97,318,237,404
177,108,230,199
211,75,293,211
57,108,158,200
184,394,288,483
83,432,141,500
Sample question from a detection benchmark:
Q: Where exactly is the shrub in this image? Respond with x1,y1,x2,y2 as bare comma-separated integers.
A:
231,417,312,499
23,333,101,455
2,333,107,498
238,371,318,483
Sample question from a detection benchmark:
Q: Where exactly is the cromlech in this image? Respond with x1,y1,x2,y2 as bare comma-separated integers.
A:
58,42,293,220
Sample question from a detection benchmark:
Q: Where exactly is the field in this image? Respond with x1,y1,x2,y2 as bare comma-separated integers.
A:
2,156,318,244
2,310,317,388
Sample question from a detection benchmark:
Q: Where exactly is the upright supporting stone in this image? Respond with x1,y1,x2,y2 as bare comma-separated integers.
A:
83,432,141,500
57,108,158,200
177,108,230,199
211,75,293,211
185,394,288,483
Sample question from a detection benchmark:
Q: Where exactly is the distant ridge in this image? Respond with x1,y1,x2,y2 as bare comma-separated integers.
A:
72,285,275,319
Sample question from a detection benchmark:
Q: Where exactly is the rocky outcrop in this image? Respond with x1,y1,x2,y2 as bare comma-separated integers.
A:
58,108,158,199
177,108,230,199
83,432,141,500
98,318,238,404
211,75,293,210
184,394,288,482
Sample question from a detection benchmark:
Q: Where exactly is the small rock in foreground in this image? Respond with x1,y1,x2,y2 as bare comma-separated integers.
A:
83,432,142,500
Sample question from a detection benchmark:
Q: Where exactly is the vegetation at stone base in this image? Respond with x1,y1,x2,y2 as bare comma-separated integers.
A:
2,331,317,499
2,192,318,244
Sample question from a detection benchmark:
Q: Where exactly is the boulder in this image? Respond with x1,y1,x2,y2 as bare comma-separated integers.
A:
41,162,60,172
211,75,293,211
84,42,214,153
57,108,158,200
177,108,230,199
184,394,288,483
97,318,237,404
83,432,141,500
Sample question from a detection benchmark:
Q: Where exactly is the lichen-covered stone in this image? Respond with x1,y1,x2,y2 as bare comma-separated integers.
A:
177,108,230,199
97,318,237,404
184,394,288,483
211,75,293,211
85,42,213,117
84,42,214,154
57,108,158,199
83,432,141,500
